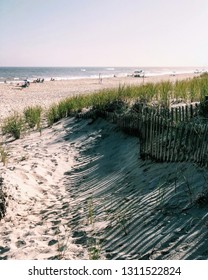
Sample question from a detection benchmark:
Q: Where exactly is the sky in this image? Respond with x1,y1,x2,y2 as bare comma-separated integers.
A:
0,0,208,67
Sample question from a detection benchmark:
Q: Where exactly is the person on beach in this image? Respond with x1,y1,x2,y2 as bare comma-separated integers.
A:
99,73,102,84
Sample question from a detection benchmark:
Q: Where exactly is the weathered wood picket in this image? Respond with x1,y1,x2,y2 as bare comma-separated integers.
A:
80,102,208,167
105,103,207,167
140,115,208,167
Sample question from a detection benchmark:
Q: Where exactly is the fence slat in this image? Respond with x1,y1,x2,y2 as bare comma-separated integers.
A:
98,103,207,168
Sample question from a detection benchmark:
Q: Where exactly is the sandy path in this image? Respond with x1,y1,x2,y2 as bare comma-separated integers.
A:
0,120,88,259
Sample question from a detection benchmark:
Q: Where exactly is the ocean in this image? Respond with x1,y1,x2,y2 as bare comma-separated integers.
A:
0,66,206,83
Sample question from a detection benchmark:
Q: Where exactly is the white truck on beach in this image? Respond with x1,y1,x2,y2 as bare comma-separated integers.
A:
133,69,145,77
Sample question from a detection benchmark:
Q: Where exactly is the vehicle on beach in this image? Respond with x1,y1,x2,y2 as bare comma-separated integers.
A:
16,79,30,88
170,71,176,76
133,69,145,77
194,69,200,74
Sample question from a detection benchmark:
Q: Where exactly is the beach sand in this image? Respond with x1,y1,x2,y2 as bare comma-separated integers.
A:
0,73,199,120
0,72,207,260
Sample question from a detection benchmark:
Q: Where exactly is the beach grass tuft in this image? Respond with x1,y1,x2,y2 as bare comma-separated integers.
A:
45,74,208,125
24,106,42,129
0,145,8,166
88,239,101,260
1,113,24,139
2,74,208,131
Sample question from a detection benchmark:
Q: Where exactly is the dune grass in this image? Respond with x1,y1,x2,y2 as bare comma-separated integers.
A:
1,74,208,137
46,74,208,125
1,106,43,140
0,145,8,166
1,113,24,139
24,106,42,129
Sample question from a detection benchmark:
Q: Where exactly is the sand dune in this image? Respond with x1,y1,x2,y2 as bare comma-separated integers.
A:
61,118,208,260
0,116,208,259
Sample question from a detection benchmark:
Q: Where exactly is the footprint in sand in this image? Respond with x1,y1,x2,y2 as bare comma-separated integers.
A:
50,158,58,166
34,174,48,184
15,240,26,248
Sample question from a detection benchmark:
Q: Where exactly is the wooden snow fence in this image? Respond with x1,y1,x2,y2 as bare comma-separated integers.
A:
139,113,208,167
105,103,208,167
80,103,208,167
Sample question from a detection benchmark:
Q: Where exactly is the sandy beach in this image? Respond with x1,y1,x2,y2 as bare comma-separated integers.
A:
1,72,208,260
0,73,199,120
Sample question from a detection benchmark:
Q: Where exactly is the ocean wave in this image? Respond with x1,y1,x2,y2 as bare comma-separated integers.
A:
106,67,115,71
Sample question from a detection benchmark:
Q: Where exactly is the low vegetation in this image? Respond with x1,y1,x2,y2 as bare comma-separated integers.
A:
0,145,8,166
24,106,42,129
1,73,208,138
1,113,24,139
46,74,208,125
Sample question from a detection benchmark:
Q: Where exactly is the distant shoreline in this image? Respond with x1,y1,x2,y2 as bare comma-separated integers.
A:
0,66,205,84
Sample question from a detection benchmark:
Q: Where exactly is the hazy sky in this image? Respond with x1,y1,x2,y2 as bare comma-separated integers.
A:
0,0,208,67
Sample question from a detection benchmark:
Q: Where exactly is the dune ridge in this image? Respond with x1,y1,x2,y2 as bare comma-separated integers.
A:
0,115,208,259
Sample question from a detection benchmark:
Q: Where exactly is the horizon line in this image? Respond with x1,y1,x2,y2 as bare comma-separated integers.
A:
0,65,205,68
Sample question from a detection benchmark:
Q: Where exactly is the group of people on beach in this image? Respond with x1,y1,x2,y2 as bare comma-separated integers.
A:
15,77,44,89
33,78,44,83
